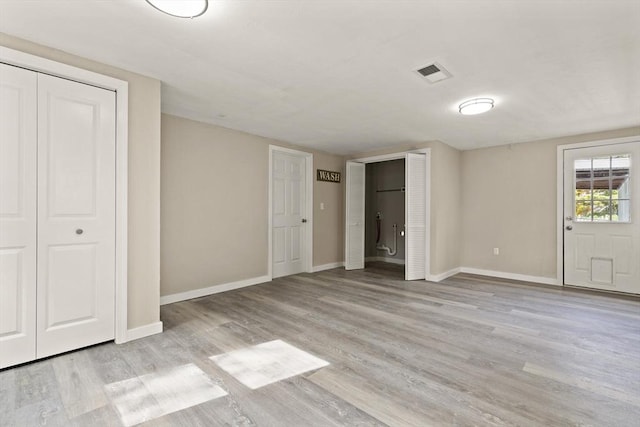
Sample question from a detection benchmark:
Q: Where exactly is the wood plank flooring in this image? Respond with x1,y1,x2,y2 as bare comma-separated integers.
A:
1,262,639,426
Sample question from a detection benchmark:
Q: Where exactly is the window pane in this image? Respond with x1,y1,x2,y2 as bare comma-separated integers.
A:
592,200,610,221
593,189,612,200
572,154,630,223
592,157,611,179
574,159,591,180
615,199,631,222
575,201,592,221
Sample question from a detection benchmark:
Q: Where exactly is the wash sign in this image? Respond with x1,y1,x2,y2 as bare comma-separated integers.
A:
317,169,341,183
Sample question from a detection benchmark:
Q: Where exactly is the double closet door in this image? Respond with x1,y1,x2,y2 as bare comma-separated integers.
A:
0,63,116,369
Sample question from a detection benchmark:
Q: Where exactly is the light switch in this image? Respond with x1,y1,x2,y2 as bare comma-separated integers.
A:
320,202,325,210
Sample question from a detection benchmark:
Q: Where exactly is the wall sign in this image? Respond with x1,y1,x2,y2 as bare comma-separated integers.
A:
317,169,341,183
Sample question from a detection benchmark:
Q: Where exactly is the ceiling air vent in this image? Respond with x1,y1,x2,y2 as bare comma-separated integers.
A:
416,62,451,83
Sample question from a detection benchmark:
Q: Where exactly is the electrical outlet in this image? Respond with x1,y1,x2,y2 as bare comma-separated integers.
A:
493,247,499,255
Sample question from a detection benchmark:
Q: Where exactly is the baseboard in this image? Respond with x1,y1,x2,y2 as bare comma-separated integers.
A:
365,256,405,265
125,321,163,342
459,267,560,286
312,262,344,272
426,267,461,282
160,275,271,306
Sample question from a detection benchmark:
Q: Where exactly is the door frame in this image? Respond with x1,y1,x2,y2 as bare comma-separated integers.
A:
0,46,129,344
556,135,640,287
346,148,431,279
268,145,314,279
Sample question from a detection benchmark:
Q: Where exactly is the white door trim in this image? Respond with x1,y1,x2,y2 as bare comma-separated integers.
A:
0,46,129,344
556,135,640,287
348,148,431,279
268,145,314,279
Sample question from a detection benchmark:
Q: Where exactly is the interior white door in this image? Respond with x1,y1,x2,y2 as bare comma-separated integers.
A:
272,151,307,278
405,153,426,280
563,141,640,294
0,64,38,369
36,73,116,357
345,161,365,270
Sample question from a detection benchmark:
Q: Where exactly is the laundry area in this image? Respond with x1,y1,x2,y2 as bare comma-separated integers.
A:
365,159,406,266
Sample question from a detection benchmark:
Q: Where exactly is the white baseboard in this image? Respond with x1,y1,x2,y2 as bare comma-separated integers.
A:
125,321,163,342
426,267,461,282
160,275,271,306
459,267,560,286
312,262,344,272
365,256,405,265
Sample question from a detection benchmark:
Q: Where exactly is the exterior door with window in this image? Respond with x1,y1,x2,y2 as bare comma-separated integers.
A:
563,141,640,294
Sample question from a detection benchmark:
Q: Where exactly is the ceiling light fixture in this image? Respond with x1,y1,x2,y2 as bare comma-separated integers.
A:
146,0,208,18
458,98,494,115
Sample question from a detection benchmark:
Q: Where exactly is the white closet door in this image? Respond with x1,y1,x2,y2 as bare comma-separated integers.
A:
36,74,116,358
405,153,426,280
272,150,307,278
345,161,365,270
0,64,37,369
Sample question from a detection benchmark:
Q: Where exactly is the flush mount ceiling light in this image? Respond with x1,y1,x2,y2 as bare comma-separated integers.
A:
146,0,208,18
458,98,494,115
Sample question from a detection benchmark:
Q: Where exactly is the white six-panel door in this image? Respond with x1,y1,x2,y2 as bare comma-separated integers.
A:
36,73,116,358
0,64,38,368
0,65,116,368
563,142,640,294
272,151,307,278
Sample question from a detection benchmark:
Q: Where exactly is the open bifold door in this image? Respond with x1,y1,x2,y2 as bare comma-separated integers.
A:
405,153,426,280
345,161,365,270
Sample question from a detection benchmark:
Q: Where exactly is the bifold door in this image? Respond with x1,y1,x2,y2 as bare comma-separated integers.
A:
0,63,116,368
405,153,427,280
0,63,38,368
345,161,365,270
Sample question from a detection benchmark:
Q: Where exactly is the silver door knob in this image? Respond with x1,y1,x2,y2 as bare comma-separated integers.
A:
76,229,84,235
301,218,307,223
565,225,573,231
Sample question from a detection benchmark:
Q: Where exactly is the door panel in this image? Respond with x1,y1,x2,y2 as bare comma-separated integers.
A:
272,151,306,278
345,161,365,270
563,141,640,294
0,64,37,369
36,73,116,358
405,153,426,280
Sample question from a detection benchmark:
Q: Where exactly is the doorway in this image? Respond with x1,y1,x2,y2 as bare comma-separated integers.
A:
345,150,430,280
269,146,313,279
559,138,640,294
365,159,406,266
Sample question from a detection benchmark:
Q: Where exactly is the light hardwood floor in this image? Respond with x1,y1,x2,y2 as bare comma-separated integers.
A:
1,263,639,426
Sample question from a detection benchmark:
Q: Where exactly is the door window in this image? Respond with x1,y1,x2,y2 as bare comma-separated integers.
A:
574,155,631,222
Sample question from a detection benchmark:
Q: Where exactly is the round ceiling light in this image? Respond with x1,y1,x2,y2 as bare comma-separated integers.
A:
458,98,494,115
146,0,208,18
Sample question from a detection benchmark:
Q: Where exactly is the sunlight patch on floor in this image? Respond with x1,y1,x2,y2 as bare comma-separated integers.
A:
105,363,227,426
210,339,329,390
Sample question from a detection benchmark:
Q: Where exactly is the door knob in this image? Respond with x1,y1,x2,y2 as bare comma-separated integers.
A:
565,225,573,231
301,218,307,223
76,228,84,235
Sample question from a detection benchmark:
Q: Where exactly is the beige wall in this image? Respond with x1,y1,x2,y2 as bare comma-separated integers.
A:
461,126,640,279
312,152,345,267
161,114,344,297
348,140,462,276
0,33,162,329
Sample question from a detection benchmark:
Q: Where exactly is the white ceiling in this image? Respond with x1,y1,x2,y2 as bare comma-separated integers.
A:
1,0,638,154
